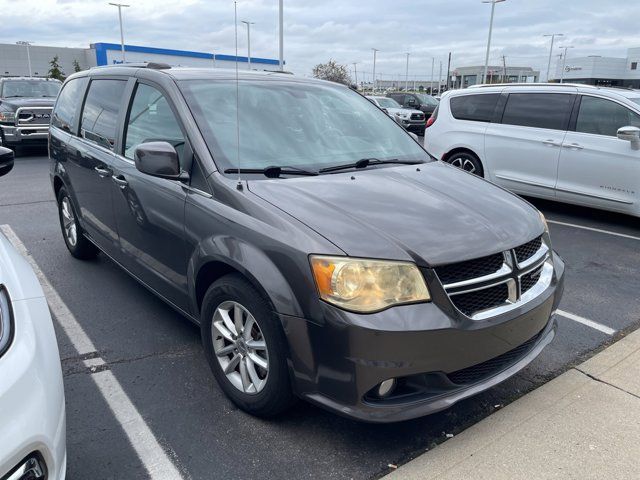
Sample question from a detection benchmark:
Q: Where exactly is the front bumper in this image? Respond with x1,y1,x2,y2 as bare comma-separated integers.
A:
280,253,564,423
0,296,66,480
0,124,49,146
399,120,426,135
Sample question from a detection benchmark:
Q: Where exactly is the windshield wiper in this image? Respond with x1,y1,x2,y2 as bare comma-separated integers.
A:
319,158,424,173
224,165,319,178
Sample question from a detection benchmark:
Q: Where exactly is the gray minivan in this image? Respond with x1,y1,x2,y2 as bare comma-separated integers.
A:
49,64,564,422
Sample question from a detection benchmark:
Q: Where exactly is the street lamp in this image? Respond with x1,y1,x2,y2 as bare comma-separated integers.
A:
16,41,32,77
559,45,574,83
404,53,410,91
278,0,284,71
482,0,506,84
108,3,130,62
372,48,379,93
352,62,359,88
241,20,255,70
430,57,435,95
544,33,563,82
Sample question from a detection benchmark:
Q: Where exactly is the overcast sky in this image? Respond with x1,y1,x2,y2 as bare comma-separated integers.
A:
1,0,640,80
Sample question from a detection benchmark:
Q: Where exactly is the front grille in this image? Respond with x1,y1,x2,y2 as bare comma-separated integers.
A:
450,282,509,317
410,113,425,120
514,236,542,264
447,330,542,385
16,108,52,126
434,253,503,285
521,265,542,294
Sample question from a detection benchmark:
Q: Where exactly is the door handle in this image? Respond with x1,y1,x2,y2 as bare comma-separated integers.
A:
563,142,584,150
542,139,562,147
112,175,129,188
94,166,111,177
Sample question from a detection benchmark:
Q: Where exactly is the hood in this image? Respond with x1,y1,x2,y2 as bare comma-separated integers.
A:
248,162,543,266
387,107,423,117
0,231,43,301
0,97,56,110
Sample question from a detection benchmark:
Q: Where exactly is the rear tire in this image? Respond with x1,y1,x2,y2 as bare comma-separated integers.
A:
201,273,295,417
445,151,484,177
56,187,99,260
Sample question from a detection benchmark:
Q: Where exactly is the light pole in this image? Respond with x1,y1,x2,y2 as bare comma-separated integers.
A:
482,0,506,84
108,3,129,62
430,57,435,94
372,48,379,93
559,45,574,83
352,62,358,88
16,41,32,77
404,53,410,91
278,0,284,70
241,20,255,70
438,61,443,95
544,33,563,81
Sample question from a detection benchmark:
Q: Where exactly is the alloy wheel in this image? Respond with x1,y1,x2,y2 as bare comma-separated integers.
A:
212,300,269,395
449,156,477,174
61,196,78,247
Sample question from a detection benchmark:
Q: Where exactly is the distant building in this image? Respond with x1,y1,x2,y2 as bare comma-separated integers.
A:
450,65,539,88
551,47,640,87
0,42,281,78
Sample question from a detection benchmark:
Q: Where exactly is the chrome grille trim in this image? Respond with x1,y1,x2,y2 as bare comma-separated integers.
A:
437,236,553,320
15,106,53,127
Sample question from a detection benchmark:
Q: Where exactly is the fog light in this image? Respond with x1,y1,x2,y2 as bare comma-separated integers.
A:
377,378,396,398
6,454,46,480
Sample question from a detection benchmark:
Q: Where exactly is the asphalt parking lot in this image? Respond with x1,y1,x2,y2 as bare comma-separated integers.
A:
1,146,639,480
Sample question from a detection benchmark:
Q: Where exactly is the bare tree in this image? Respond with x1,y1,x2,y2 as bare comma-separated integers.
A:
312,60,352,85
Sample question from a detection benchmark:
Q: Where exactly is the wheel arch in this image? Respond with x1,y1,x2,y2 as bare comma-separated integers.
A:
442,147,485,177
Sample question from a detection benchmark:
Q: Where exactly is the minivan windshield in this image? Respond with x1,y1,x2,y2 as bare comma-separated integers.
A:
1,80,61,98
179,79,429,174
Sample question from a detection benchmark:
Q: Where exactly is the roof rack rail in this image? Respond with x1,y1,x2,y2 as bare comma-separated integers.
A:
468,82,597,89
90,62,171,70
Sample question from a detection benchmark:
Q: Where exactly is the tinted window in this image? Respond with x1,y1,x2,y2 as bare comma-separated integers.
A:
450,94,499,122
575,96,640,137
52,77,88,135
501,93,574,130
81,79,126,150
124,83,185,163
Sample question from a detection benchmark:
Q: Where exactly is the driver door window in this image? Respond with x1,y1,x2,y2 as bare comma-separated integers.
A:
124,83,185,163
575,96,640,137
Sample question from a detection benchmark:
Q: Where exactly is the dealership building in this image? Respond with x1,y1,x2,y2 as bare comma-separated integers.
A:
550,47,640,87
0,42,281,77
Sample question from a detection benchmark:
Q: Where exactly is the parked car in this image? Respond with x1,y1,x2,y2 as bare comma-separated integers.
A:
50,64,564,423
387,92,439,118
366,96,426,135
0,77,61,151
426,83,640,217
0,147,67,480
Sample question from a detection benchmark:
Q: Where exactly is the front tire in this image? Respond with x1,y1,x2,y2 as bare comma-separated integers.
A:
56,187,99,260
201,273,295,417
445,151,484,177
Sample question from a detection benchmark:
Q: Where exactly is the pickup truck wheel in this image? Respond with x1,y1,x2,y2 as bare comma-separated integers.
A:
201,273,295,417
446,151,484,177
56,187,99,260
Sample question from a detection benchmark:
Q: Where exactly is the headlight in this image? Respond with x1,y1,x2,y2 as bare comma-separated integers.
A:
310,256,431,313
0,286,13,357
0,111,16,124
539,211,549,233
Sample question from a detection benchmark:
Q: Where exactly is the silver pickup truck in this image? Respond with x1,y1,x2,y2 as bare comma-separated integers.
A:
0,77,61,150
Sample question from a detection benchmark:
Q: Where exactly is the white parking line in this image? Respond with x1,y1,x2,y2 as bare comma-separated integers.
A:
547,219,640,242
0,225,184,480
556,309,617,336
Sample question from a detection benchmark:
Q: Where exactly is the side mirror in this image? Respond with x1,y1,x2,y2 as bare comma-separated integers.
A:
134,141,187,180
0,147,15,177
617,126,640,150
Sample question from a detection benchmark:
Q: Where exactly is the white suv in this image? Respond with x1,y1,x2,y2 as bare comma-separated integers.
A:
425,84,640,217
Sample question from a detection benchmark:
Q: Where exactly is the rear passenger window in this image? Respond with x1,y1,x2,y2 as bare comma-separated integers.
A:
501,93,574,131
52,77,88,135
575,96,640,137
81,79,127,150
450,94,499,122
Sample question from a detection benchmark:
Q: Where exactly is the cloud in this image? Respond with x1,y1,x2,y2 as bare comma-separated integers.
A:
1,0,639,79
